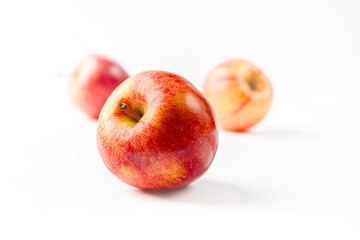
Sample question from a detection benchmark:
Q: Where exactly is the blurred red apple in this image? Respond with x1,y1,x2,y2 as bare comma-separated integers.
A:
97,71,218,191
69,55,129,119
203,59,273,131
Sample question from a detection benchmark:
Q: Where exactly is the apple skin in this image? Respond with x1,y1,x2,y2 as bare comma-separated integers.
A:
69,55,129,119
97,71,218,191
203,59,273,131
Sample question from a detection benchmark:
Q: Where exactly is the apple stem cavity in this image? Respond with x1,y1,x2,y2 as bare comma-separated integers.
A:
117,103,142,122
248,75,265,92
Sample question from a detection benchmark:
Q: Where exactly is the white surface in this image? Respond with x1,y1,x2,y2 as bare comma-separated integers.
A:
1,0,360,239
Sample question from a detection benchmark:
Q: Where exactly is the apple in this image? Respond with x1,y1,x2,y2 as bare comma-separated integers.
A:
69,55,129,119
203,59,273,131
97,71,218,191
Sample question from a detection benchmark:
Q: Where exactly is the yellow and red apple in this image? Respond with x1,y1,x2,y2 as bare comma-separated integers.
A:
203,59,273,131
97,71,218,191
69,55,129,119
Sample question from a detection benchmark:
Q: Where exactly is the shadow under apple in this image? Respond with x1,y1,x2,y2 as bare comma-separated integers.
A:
234,128,305,138
138,180,257,206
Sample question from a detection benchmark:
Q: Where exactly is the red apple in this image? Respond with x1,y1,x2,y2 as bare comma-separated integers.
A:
203,59,273,131
69,55,129,119
97,71,218,191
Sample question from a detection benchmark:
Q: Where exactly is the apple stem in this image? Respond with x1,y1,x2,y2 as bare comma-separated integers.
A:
117,103,142,121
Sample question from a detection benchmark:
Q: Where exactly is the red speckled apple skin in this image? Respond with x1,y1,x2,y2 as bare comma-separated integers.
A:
97,71,218,191
69,55,129,119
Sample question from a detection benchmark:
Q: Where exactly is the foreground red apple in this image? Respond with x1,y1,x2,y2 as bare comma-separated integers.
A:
97,71,218,191
69,55,129,119
203,59,273,131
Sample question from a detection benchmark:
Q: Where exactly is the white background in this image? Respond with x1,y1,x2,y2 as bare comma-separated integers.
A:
1,0,360,239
